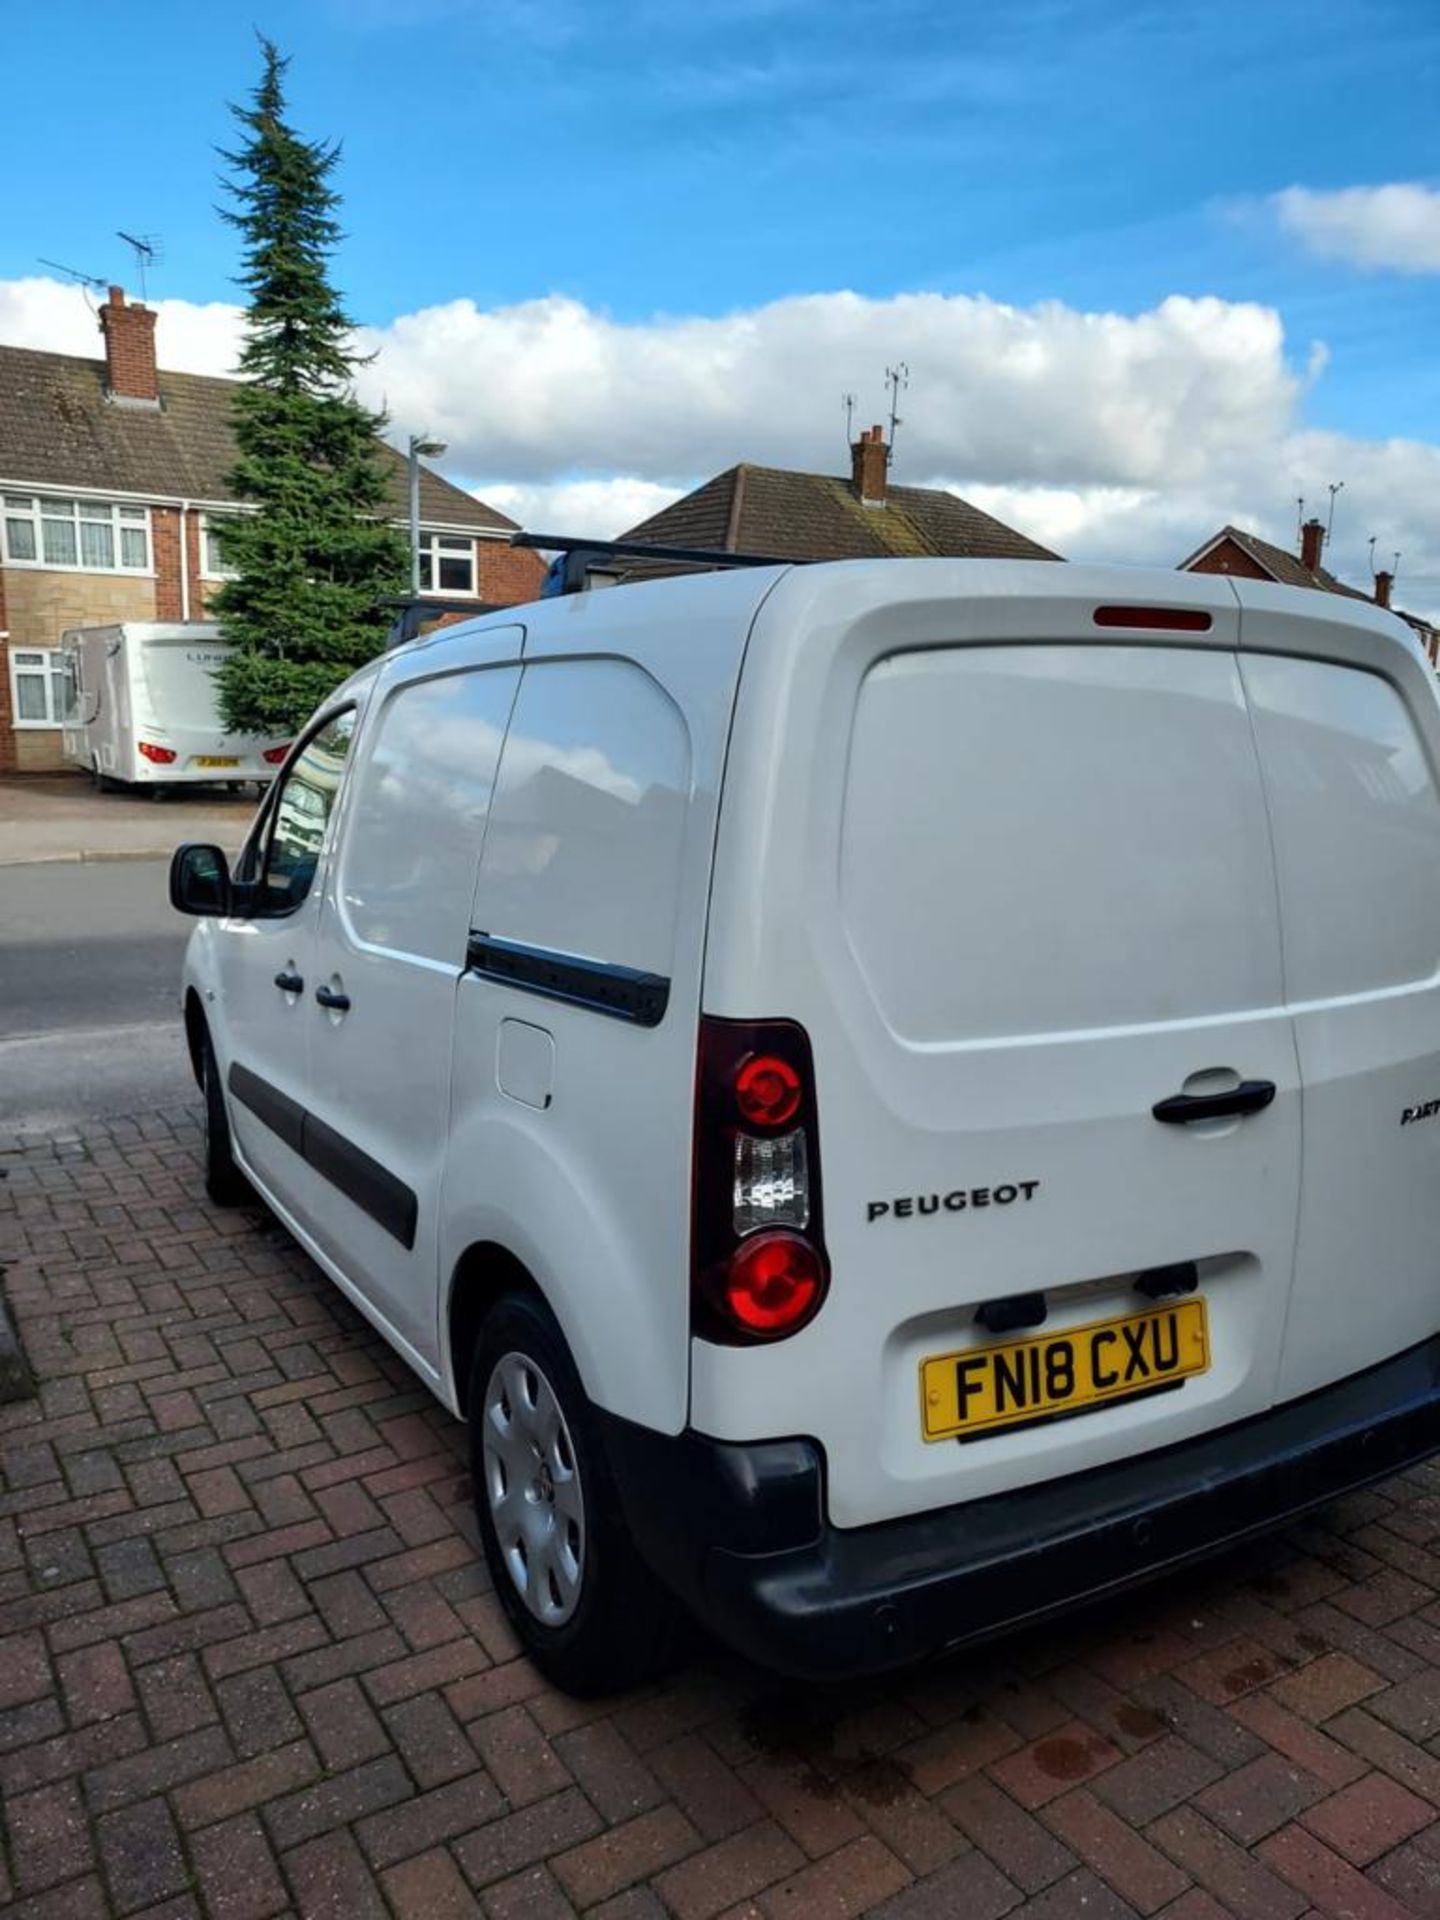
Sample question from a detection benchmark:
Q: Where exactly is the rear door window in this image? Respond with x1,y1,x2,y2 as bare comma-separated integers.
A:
1240,655,1440,1000
839,645,1285,1043
473,659,691,974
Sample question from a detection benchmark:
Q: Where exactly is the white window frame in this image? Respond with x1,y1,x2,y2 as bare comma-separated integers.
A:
9,646,72,729
199,512,239,581
416,531,477,597
1,495,153,575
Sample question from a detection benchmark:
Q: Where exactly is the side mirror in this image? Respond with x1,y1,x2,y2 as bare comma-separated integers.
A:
170,842,233,916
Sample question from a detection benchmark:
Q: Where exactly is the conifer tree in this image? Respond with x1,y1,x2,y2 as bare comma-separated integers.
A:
212,39,405,733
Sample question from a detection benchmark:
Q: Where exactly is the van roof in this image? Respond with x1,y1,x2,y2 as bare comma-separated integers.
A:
408,556,1425,678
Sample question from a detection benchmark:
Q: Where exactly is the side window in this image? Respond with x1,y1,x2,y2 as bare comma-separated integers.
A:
473,659,692,974
258,709,357,915
339,666,519,964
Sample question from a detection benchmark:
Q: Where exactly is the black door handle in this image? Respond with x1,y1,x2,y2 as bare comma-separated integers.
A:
314,985,351,1012
273,970,304,993
1153,1079,1277,1124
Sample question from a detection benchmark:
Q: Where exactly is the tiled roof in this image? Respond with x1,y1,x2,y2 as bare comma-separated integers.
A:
1182,524,1373,602
618,461,1060,572
0,343,514,533
1182,523,1438,639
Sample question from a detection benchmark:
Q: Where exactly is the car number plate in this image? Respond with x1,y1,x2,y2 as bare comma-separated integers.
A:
196,756,240,768
920,1297,1209,1442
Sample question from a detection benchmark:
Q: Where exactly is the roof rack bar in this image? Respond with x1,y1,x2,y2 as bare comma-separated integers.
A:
378,593,505,649
511,531,795,569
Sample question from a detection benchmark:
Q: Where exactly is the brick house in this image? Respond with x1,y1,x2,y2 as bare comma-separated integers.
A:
615,425,1060,572
0,286,544,774
1180,519,1439,663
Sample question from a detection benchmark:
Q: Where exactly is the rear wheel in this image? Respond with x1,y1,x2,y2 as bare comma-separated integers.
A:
469,1291,680,1695
200,1032,249,1206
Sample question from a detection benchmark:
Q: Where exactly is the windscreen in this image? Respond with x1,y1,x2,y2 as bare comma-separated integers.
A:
138,638,230,731
838,644,1284,1044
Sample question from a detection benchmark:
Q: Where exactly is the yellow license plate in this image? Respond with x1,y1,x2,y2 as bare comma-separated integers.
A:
920,1297,1209,1442
196,756,239,768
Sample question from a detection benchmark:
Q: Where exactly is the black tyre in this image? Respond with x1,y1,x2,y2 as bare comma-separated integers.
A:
469,1291,680,1695
200,1032,250,1207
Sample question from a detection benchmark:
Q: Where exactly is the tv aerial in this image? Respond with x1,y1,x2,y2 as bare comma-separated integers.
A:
38,257,107,292
116,231,161,302
885,362,910,450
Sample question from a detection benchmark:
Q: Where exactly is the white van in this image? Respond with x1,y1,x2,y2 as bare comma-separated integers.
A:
169,558,1440,1693
61,621,289,791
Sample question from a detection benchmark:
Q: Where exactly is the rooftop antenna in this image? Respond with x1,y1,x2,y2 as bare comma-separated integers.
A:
885,362,909,450
842,392,856,447
38,256,107,292
1326,479,1344,548
1296,495,1306,546
116,231,160,302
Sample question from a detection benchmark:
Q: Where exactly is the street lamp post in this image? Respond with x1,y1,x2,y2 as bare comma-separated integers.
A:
408,433,448,596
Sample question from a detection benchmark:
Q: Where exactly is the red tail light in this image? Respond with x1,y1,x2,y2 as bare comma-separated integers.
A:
262,744,291,765
725,1232,824,1333
735,1053,802,1128
693,1017,829,1342
138,742,177,765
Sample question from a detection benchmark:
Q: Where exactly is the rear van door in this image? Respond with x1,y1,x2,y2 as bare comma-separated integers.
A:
1235,588,1440,1399
694,565,1304,1530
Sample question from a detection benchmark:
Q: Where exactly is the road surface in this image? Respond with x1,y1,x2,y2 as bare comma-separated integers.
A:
0,860,195,1128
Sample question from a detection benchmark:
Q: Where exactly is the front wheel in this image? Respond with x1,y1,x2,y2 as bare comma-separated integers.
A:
469,1292,680,1695
200,1032,250,1207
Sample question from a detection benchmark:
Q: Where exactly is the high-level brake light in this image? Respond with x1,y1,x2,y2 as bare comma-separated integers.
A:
1093,605,1213,632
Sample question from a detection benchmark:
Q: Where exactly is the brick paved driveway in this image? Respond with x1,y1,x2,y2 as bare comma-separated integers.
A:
6,1112,1440,1919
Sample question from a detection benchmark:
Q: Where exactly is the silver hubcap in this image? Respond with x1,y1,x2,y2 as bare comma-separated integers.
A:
482,1351,585,1625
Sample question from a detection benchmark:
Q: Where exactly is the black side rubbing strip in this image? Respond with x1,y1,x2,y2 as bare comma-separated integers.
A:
466,932,669,1028
229,1061,305,1155
226,1063,418,1249
303,1113,418,1250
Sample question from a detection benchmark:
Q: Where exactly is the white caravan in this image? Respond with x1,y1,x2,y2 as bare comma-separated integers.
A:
170,558,1440,1692
61,621,289,791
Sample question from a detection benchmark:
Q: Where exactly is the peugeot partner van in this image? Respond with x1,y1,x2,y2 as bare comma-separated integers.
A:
170,558,1440,1693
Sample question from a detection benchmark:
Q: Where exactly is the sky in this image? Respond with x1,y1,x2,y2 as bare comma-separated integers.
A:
2,0,1438,610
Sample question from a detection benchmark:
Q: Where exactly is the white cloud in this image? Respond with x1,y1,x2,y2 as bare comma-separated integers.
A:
353,288,1299,490
2,273,1437,619
1273,183,1440,274
0,276,245,376
479,478,684,538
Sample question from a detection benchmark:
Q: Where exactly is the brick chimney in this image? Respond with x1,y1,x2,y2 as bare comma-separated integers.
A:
1299,517,1326,575
1374,570,1393,609
850,424,889,507
98,286,158,405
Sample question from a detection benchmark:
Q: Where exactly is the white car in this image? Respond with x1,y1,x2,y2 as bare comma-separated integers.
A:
171,557,1440,1694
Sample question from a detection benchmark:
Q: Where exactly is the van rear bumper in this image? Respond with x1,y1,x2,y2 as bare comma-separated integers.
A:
600,1336,1440,1681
